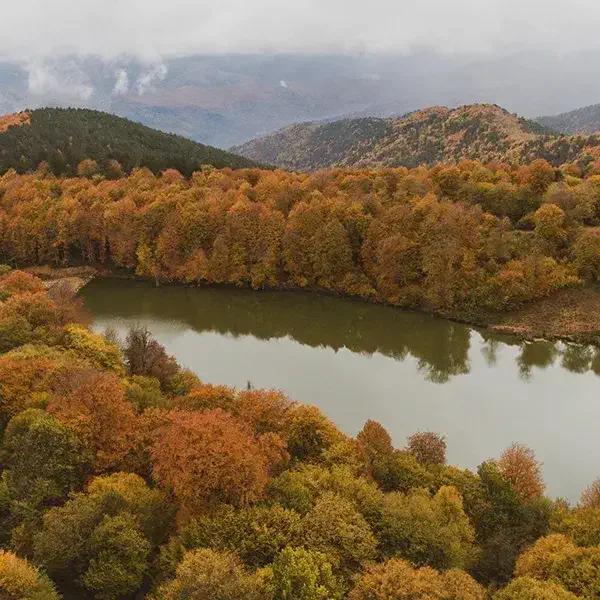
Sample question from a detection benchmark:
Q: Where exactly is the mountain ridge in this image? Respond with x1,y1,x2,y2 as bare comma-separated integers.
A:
536,103,600,135
232,103,600,170
0,107,256,176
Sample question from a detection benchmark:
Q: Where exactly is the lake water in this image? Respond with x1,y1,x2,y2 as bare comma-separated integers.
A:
81,278,600,501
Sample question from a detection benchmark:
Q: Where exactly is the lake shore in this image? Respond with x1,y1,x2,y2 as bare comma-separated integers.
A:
25,265,600,347
23,265,98,296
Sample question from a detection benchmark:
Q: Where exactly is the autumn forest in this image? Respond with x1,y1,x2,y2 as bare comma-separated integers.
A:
2,158,600,319
0,150,599,599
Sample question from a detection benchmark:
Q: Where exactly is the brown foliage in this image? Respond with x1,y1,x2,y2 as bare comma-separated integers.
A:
497,443,544,500
151,409,275,512
124,326,179,390
580,478,600,509
407,431,447,465
349,558,486,600
0,270,45,295
48,369,137,472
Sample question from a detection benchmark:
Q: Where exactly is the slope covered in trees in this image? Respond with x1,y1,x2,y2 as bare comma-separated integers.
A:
232,104,600,171
0,268,600,599
3,160,600,327
0,108,256,177
537,103,600,136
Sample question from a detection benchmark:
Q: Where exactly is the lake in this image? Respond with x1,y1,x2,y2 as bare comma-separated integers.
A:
81,278,600,501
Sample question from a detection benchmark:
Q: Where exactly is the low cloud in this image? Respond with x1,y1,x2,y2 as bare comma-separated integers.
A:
26,59,93,101
0,1,599,63
135,63,167,95
113,69,129,95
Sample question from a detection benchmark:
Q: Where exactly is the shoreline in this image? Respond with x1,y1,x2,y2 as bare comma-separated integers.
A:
25,265,600,347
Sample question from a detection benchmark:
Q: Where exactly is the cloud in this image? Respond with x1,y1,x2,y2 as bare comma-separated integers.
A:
26,59,93,100
0,0,599,63
113,69,129,95
279,80,288,89
135,63,167,95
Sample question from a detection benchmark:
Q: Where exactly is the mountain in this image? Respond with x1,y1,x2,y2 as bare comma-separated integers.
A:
6,52,600,148
232,104,600,170
0,107,255,176
536,103,600,135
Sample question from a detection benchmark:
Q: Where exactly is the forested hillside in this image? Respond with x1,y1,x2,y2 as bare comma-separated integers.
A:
233,104,600,171
2,159,600,322
537,103,600,135
0,108,256,176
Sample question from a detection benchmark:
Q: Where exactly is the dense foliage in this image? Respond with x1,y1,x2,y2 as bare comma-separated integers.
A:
0,269,598,599
2,158,600,319
0,108,256,177
233,104,600,171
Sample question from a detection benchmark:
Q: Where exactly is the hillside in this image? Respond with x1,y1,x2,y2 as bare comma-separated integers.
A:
536,103,600,135
232,104,600,170
0,107,256,176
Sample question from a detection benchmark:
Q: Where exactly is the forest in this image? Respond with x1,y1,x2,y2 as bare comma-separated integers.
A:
0,108,256,177
232,104,600,171
1,158,600,323
0,157,600,598
0,266,599,599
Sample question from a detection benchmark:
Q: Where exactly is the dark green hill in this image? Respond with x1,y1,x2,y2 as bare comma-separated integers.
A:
0,107,257,177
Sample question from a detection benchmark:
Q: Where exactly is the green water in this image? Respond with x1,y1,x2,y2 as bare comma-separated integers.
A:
81,278,600,501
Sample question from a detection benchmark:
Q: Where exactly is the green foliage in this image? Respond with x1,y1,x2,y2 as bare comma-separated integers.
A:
285,405,344,462
0,108,256,176
153,548,269,600
270,546,344,600
268,465,385,529
552,506,600,547
61,324,125,374
472,461,552,585
515,534,600,599
180,503,302,567
371,450,434,493
378,486,477,570
2,409,91,508
33,473,172,598
81,515,150,600
124,375,167,411
300,492,378,577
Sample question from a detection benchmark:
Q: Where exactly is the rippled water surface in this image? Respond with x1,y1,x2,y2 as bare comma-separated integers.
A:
81,278,600,501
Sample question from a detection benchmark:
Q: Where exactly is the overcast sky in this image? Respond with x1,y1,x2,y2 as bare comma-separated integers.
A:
2,0,600,62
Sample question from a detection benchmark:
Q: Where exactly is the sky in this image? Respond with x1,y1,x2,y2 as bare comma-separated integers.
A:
3,0,600,62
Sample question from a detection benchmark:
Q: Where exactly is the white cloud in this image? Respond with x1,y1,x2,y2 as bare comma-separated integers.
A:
26,59,93,100
0,0,598,62
113,68,129,95
135,63,167,95
279,80,288,88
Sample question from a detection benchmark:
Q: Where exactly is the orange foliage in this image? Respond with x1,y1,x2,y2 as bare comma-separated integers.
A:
151,409,276,511
497,443,545,500
0,270,45,295
48,370,137,472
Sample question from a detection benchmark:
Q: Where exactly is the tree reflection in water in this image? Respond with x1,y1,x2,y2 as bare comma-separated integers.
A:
81,278,599,383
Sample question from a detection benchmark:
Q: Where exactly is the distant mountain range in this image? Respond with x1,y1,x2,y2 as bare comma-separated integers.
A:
5,52,600,148
536,104,600,135
232,104,600,170
0,108,255,176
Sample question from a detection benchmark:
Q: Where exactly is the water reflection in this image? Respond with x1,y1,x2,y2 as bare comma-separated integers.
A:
82,279,600,501
81,279,599,383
